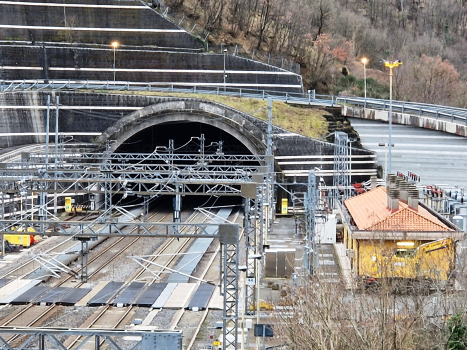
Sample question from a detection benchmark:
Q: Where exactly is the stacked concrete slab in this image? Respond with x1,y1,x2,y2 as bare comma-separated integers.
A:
0,0,303,92
0,45,302,90
0,0,200,48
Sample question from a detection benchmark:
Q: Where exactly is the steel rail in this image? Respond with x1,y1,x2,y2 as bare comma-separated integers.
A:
184,209,242,350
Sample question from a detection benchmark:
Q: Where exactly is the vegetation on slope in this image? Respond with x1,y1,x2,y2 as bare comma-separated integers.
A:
113,91,329,139
161,0,467,108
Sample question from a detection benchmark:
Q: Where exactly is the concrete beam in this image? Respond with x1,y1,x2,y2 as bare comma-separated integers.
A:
342,106,467,137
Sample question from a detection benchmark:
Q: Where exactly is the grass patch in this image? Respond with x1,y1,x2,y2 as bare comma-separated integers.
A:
107,90,329,139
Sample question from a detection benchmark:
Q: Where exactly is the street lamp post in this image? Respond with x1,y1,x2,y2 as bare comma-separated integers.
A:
223,48,227,92
361,57,368,99
111,41,119,82
383,60,402,175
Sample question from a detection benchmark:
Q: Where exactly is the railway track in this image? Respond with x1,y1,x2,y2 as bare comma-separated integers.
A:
0,208,175,345
63,208,212,349
65,206,239,349
0,214,102,280
183,208,242,350
0,204,241,350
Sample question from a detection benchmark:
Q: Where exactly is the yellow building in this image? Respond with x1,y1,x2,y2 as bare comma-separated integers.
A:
341,179,463,284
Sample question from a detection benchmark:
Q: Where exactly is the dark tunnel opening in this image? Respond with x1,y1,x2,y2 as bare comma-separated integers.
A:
115,121,251,155
111,121,256,210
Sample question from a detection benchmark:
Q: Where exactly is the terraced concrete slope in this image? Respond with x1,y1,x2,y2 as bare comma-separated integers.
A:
0,0,201,48
0,45,303,91
0,0,303,92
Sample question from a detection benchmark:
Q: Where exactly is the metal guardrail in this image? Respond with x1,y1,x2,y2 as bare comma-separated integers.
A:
0,79,336,105
338,96,467,126
2,79,467,126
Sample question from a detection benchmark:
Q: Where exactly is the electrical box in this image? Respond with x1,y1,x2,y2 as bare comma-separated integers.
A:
281,198,288,215
65,197,72,213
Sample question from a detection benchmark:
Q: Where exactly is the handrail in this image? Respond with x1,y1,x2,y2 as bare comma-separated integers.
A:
337,96,467,126
1,79,467,126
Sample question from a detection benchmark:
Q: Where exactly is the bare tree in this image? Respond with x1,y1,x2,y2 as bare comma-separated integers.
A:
274,258,467,350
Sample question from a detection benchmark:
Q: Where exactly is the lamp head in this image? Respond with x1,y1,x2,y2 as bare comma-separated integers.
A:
111,41,119,49
361,57,368,65
383,60,402,68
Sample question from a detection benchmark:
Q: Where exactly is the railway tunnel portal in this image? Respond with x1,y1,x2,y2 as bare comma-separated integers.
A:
97,99,267,156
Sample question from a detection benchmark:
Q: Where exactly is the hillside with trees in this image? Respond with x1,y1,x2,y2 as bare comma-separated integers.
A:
163,0,467,107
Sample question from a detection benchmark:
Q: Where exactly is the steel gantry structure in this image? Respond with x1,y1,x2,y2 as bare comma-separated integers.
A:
0,142,272,350
0,327,182,350
333,131,350,206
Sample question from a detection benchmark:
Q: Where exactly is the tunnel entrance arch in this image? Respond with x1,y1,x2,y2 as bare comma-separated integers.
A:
97,99,268,156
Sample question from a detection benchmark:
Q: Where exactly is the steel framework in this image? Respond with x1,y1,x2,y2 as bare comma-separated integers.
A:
304,170,318,275
0,326,182,350
332,131,349,206
0,145,270,350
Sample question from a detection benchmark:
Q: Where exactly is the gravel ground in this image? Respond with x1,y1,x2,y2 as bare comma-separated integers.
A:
0,208,246,349
41,305,97,328
65,236,166,283
195,310,224,349
131,307,151,324
178,310,206,348
0,235,73,278
0,304,24,323
150,308,177,328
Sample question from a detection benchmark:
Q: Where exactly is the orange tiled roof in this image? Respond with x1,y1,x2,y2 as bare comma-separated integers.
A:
344,187,452,232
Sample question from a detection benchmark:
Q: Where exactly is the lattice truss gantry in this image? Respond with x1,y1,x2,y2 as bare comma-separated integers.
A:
332,131,350,205
304,170,318,275
0,147,271,350
0,327,183,350
1,151,268,198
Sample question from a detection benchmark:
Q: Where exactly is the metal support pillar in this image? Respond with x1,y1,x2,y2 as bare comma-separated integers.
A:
45,95,50,168
39,184,47,231
0,193,4,259
219,224,240,350
101,140,113,220
8,193,15,220
304,170,318,275
143,196,149,221
75,236,97,282
333,131,349,207
173,185,181,223
243,198,256,316
242,180,265,317
265,97,275,244
53,96,59,218
39,333,45,350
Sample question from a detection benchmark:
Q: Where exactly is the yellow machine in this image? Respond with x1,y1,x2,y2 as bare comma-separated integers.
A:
4,234,35,247
4,226,36,247
360,238,454,283
249,299,274,311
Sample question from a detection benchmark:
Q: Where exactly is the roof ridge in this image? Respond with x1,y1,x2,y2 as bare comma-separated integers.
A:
367,207,452,232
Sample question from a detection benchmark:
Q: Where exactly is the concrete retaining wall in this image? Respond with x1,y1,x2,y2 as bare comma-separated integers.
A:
0,1,201,49
342,105,467,137
0,45,303,91
0,91,376,184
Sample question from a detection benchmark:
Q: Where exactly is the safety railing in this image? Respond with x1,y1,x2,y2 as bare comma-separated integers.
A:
338,96,467,126
2,79,467,126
